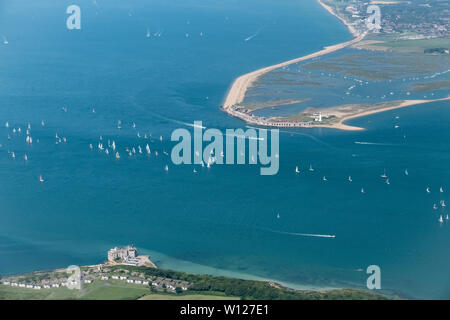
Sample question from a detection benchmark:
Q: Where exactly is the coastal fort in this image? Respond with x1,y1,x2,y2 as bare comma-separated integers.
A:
107,245,157,268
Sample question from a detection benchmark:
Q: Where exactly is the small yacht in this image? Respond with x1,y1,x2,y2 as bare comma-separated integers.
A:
115,152,120,159
380,169,387,179
446,214,449,221
404,169,409,176
160,136,163,141
39,175,44,183
295,166,300,174
426,187,431,194
5,122,9,128
361,188,365,194
440,187,444,193
89,143,93,150
433,204,438,210
348,176,352,182
277,213,280,219
24,154,28,161
41,120,45,127
98,143,104,150
105,149,109,155
193,168,197,173
385,178,390,185
439,215,444,223
11,152,15,159
309,164,314,172
146,28,151,38
132,122,136,129
138,146,143,154
164,165,169,172
323,176,327,181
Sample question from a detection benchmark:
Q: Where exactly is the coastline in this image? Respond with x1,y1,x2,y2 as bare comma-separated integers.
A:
300,96,450,131
222,0,366,128
332,96,450,130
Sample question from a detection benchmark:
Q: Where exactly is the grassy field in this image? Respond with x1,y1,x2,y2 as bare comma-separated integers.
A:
0,281,240,300
372,37,450,53
82,285,149,300
0,285,80,300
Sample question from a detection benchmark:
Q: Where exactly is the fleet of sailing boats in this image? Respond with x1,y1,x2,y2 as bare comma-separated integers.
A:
3,114,449,226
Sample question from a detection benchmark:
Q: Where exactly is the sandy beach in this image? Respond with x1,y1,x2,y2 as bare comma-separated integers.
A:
222,34,365,111
222,1,449,131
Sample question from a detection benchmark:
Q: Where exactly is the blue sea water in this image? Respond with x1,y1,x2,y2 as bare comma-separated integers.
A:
0,0,449,299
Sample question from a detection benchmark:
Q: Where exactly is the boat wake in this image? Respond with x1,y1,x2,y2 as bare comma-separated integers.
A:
354,141,396,146
264,228,336,239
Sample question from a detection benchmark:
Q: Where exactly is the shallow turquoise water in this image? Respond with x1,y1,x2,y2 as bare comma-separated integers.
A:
0,0,449,299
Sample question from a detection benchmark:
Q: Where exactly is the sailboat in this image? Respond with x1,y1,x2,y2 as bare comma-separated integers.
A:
115,152,120,159
380,169,387,179
295,166,300,174
146,144,151,154
348,176,352,182
117,120,122,129
404,169,409,176
323,176,327,181
164,165,169,172
433,204,438,210
193,168,197,173
24,154,28,161
439,215,444,223
426,187,431,194
2,35,8,45
440,200,446,208
309,164,314,172
277,213,280,219
446,214,449,221
440,187,444,193
385,178,390,185
361,188,365,194
146,28,151,38
39,175,44,183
